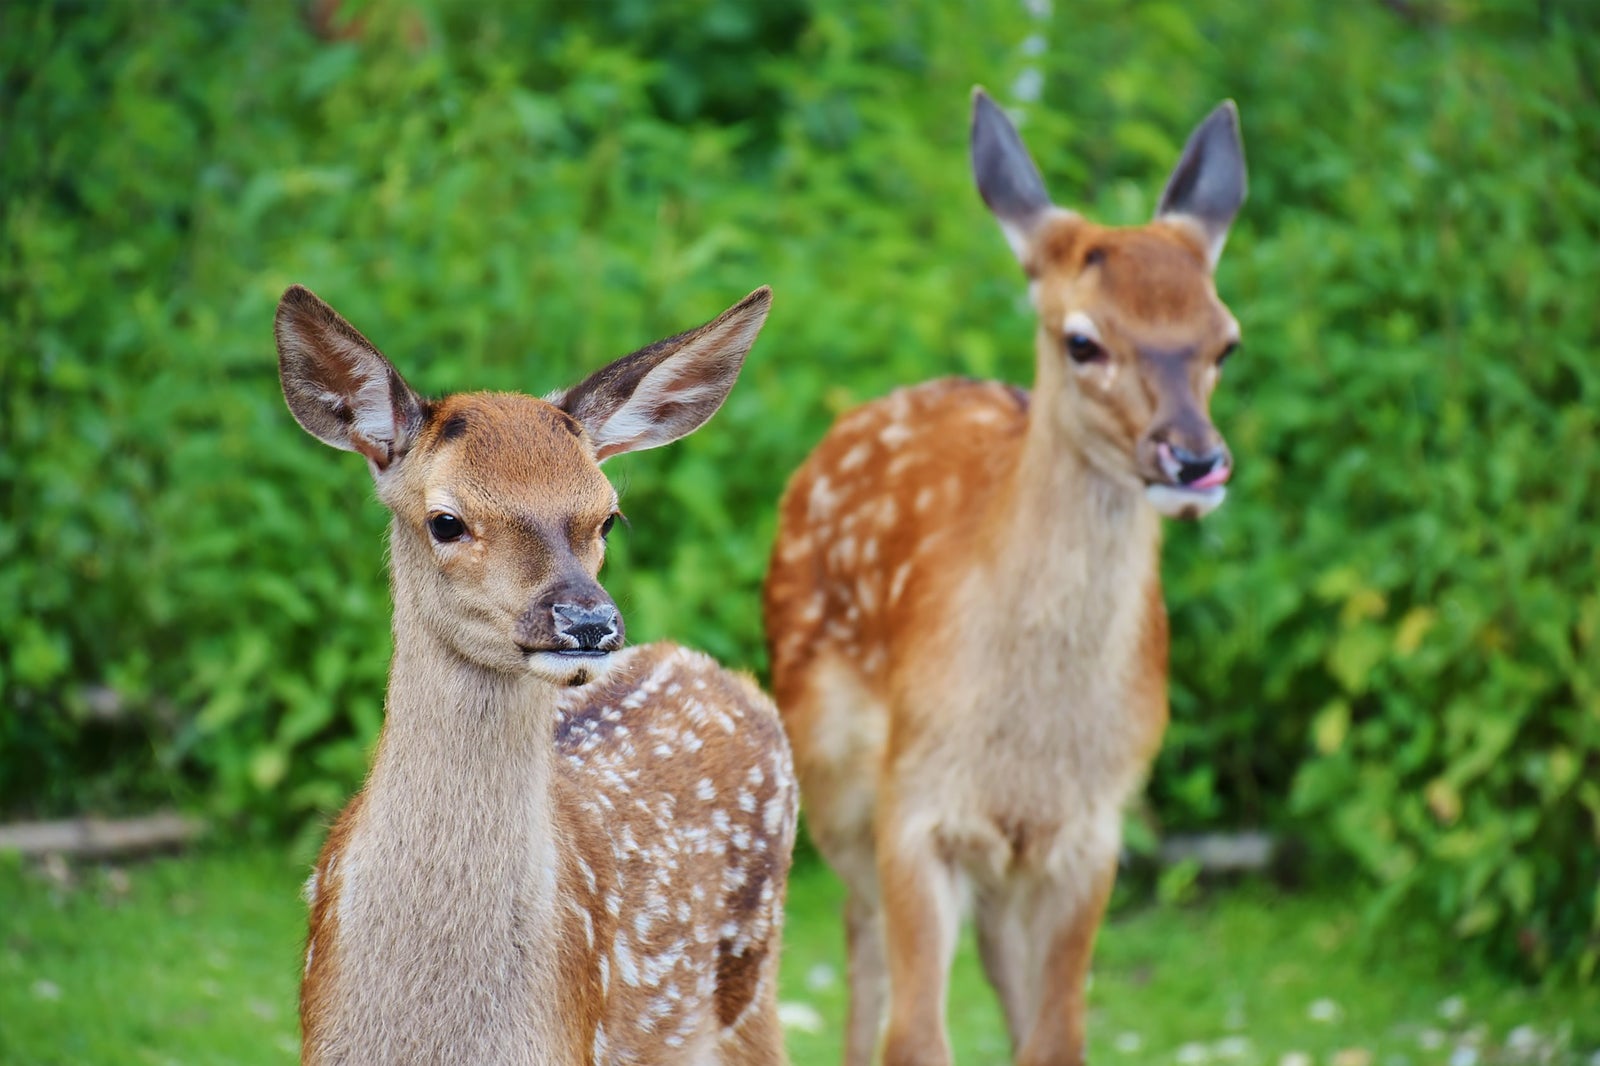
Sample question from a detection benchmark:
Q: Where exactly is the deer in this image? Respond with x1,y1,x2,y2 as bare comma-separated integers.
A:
762,90,1247,1066
275,282,798,1065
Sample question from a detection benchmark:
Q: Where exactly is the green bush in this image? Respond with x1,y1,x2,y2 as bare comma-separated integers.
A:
2,0,1596,977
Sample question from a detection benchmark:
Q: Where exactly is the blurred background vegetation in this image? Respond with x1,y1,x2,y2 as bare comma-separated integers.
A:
2,0,1597,996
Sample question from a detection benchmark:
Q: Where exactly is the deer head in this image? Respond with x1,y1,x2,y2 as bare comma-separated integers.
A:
972,89,1247,519
275,284,773,685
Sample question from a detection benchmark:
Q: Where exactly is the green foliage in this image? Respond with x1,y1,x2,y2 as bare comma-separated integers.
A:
2,0,1597,978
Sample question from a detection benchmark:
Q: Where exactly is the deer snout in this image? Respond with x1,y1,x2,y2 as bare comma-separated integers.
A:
1142,429,1232,519
517,584,625,687
516,580,626,658
1157,440,1231,490
552,601,623,652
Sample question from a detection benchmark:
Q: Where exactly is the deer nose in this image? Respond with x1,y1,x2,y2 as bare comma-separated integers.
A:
552,602,621,651
1159,442,1232,489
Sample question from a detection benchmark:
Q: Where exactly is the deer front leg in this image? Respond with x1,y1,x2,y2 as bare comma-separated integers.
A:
1015,856,1118,1066
876,809,962,1066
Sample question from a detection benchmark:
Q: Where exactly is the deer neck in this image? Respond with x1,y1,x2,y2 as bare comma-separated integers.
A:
364,543,562,906
366,620,560,873
978,335,1163,647
332,530,566,1041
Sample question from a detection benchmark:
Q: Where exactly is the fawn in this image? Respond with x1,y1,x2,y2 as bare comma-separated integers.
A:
763,90,1247,1065
276,284,797,1064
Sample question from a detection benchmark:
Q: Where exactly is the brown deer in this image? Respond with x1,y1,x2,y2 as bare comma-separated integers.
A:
276,283,797,1065
763,90,1247,1066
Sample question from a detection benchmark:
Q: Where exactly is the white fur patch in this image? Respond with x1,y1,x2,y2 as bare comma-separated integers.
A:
998,218,1034,263
1061,310,1102,344
1145,483,1226,518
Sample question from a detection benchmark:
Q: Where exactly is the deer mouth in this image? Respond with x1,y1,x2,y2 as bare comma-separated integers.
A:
1144,481,1227,519
1144,441,1230,519
520,647,617,687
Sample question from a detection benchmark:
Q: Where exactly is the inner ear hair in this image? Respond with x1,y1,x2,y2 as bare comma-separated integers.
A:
554,287,772,461
275,284,427,469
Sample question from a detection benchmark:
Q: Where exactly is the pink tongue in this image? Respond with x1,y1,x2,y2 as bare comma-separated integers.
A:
1188,464,1231,490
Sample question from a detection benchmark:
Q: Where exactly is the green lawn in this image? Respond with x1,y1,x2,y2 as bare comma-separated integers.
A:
1,849,1594,1065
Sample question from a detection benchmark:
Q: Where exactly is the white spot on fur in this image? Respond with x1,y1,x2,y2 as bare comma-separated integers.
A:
780,533,814,562
856,578,878,612
880,421,914,448
807,475,839,520
800,594,824,623
764,797,787,835
614,934,641,987
889,562,913,605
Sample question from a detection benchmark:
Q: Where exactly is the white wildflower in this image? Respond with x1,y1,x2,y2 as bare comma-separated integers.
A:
1308,997,1341,1023
776,1001,824,1034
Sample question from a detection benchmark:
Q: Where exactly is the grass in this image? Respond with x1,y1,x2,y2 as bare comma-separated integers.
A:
1,848,1595,1065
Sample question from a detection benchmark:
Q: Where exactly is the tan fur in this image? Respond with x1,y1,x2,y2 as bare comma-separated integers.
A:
764,103,1243,1066
279,286,795,1065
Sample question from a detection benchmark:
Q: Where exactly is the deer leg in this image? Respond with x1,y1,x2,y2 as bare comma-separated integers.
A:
1015,857,1118,1066
842,890,887,1066
877,822,961,1066
974,885,1036,1054
722,970,788,1066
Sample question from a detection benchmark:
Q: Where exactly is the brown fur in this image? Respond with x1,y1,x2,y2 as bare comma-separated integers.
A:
763,100,1244,1065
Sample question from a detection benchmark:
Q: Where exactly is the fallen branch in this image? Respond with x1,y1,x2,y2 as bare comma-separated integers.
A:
0,813,204,858
1158,830,1277,873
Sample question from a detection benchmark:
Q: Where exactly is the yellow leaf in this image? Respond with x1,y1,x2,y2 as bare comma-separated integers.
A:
1426,778,1462,825
1340,587,1388,627
1549,747,1579,792
1313,700,1351,755
1455,899,1500,937
1393,607,1437,656
250,747,289,790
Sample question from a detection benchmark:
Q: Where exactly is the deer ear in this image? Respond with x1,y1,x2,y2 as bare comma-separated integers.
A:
275,285,426,473
971,87,1055,264
550,287,772,462
1156,101,1248,268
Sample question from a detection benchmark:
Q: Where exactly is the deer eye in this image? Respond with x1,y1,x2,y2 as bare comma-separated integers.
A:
1064,333,1106,365
600,514,617,540
427,512,466,543
1218,341,1240,367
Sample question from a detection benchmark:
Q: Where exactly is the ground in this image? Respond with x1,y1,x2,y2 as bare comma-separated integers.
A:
0,848,1594,1065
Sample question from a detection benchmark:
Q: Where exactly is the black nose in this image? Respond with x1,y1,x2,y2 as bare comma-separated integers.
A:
1169,444,1230,486
552,602,621,651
